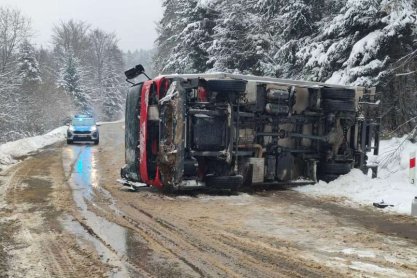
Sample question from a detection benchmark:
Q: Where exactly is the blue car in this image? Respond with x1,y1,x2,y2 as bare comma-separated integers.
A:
67,115,99,144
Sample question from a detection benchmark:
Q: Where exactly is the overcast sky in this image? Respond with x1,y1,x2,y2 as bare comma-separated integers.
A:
0,0,163,51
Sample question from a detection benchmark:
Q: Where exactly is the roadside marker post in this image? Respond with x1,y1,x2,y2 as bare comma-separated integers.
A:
410,151,416,184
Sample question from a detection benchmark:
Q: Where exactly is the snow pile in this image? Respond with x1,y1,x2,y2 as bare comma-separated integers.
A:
295,137,417,215
0,126,67,168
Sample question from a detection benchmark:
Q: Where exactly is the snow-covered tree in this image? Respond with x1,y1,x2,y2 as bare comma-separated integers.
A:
297,0,416,85
0,7,32,142
101,61,124,120
207,1,263,74
155,0,218,73
52,20,90,62
163,0,218,73
154,0,186,73
282,0,320,40
257,0,325,77
58,51,90,112
17,40,42,86
88,29,125,120
0,7,31,74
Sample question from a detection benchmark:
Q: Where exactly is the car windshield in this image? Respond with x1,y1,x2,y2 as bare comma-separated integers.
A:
72,118,95,126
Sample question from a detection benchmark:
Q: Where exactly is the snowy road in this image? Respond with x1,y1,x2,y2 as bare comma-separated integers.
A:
1,122,417,277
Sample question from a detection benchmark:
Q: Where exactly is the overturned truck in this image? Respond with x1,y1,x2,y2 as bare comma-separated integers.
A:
121,66,380,191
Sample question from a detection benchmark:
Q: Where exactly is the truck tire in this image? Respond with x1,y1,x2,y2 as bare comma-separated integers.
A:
321,88,355,100
319,161,352,175
67,139,73,144
207,80,247,93
318,161,352,182
322,99,355,113
206,175,243,191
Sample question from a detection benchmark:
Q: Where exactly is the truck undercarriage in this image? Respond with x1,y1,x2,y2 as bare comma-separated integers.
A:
121,69,380,191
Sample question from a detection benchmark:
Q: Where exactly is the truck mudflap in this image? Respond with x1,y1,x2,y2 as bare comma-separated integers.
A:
158,80,185,189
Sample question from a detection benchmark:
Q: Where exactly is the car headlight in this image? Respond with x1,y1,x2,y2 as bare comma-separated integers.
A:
68,126,75,132
90,126,97,132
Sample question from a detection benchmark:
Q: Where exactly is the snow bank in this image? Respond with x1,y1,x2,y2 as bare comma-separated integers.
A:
0,126,67,168
295,137,417,215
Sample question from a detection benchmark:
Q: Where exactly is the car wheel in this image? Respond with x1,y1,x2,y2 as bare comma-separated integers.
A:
67,139,73,144
94,139,99,145
207,79,247,93
321,88,355,100
205,175,244,191
322,99,355,113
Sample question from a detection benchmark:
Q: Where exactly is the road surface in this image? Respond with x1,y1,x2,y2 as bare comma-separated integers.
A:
1,122,417,277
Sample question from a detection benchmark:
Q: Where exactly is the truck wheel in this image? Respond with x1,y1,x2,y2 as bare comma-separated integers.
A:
321,88,355,100
206,175,243,191
319,161,352,175
94,139,99,145
207,80,247,93
322,99,355,112
67,139,73,144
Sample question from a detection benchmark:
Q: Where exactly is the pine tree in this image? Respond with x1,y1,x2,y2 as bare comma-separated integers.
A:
207,1,263,74
100,47,125,121
299,0,416,85
257,0,324,77
165,0,218,73
102,64,124,121
281,0,320,41
15,40,44,136
58,51,90,112
250,0,283,76
154,0,188,74
255,0,282,19
17,40,42,86
87,29,125,120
